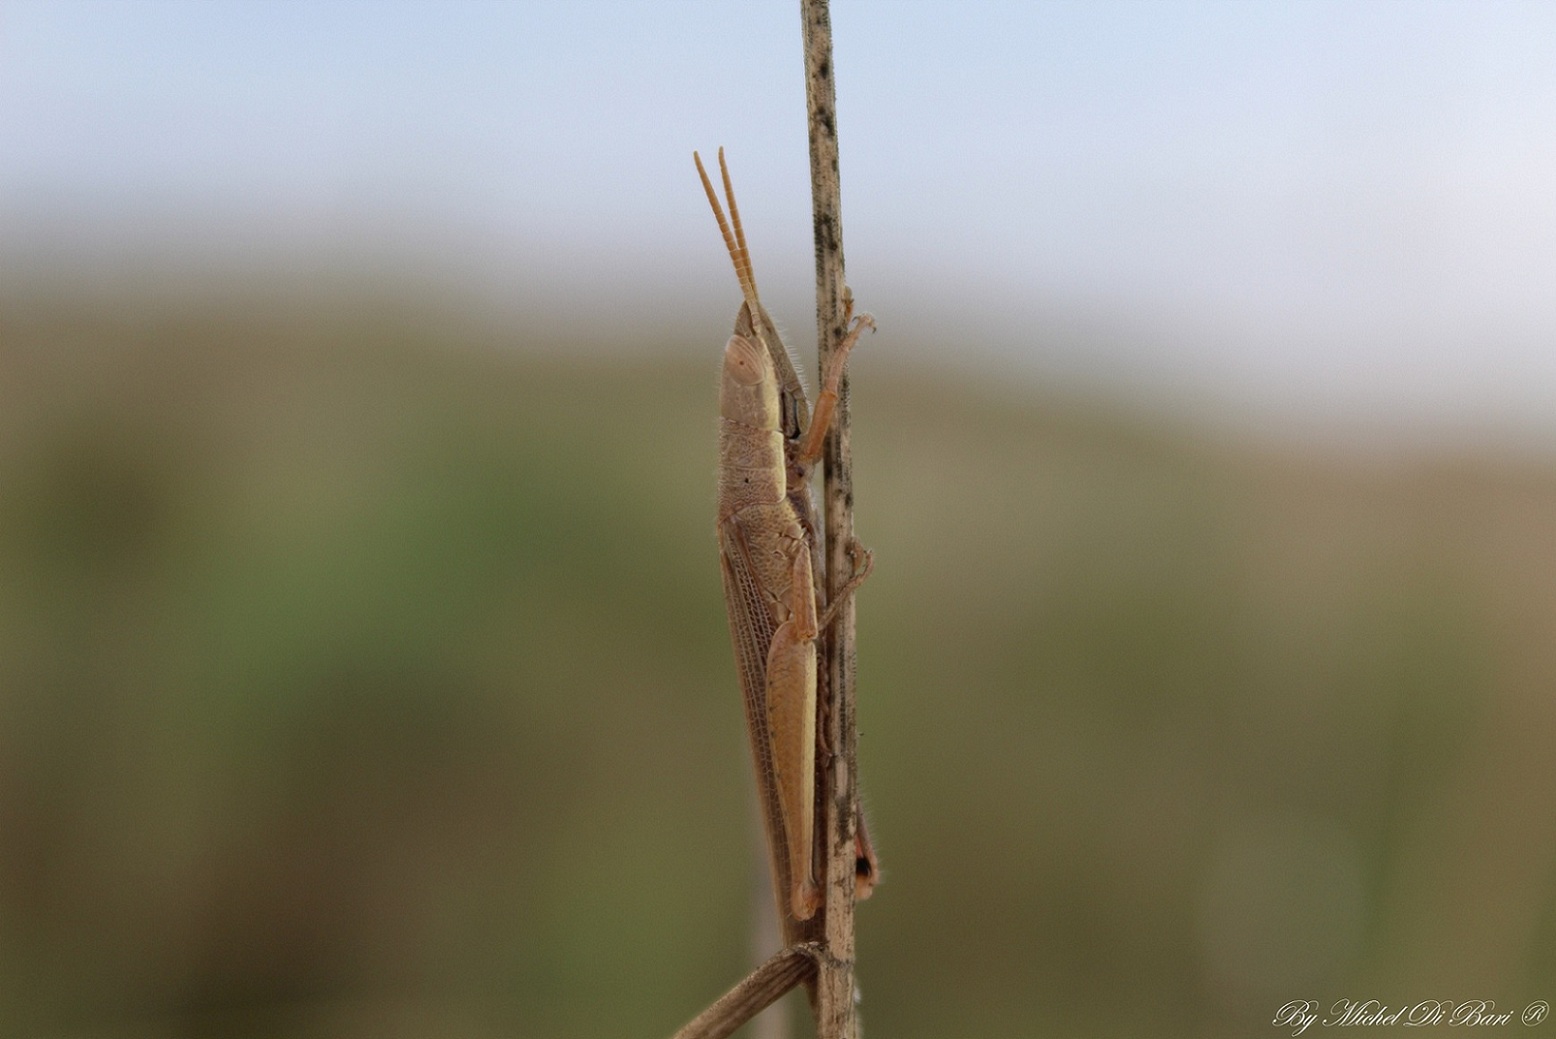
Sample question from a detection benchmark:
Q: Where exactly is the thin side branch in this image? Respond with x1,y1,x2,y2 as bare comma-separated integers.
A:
801,2,864,1038
671,943,820,1039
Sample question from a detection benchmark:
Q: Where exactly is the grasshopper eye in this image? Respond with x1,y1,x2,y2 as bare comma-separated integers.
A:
724,336,765,385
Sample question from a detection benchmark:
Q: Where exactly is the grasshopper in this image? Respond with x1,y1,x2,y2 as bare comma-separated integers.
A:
696,148,877,923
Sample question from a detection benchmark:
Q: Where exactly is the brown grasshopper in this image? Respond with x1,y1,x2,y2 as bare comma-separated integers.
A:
695,148,877,924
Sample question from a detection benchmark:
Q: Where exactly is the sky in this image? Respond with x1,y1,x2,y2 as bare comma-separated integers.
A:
5,1,1556,443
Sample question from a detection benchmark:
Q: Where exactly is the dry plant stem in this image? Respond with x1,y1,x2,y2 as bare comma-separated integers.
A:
672,944,820,1039
801,1,863,1037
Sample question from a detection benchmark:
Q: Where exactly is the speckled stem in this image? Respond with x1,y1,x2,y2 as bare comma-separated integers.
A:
801,2,863,1037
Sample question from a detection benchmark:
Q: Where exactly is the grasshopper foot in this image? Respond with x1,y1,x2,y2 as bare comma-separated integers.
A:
854,810,880,901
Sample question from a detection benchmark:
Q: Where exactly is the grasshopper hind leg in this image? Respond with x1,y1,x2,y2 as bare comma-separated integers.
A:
764,544,822,920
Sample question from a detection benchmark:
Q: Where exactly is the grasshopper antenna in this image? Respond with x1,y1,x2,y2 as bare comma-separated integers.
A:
695,148,762,320
717,148,754,298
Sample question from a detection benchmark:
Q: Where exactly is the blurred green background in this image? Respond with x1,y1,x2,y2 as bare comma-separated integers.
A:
9,3,1556,1037
3,285,1554,1038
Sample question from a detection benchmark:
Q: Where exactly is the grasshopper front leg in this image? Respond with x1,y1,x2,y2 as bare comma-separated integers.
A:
794,311,875,472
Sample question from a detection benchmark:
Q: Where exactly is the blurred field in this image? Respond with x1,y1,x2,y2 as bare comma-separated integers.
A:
2,287,1555,1038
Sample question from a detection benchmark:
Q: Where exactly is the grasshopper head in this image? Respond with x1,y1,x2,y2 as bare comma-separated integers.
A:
720,334,780,430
